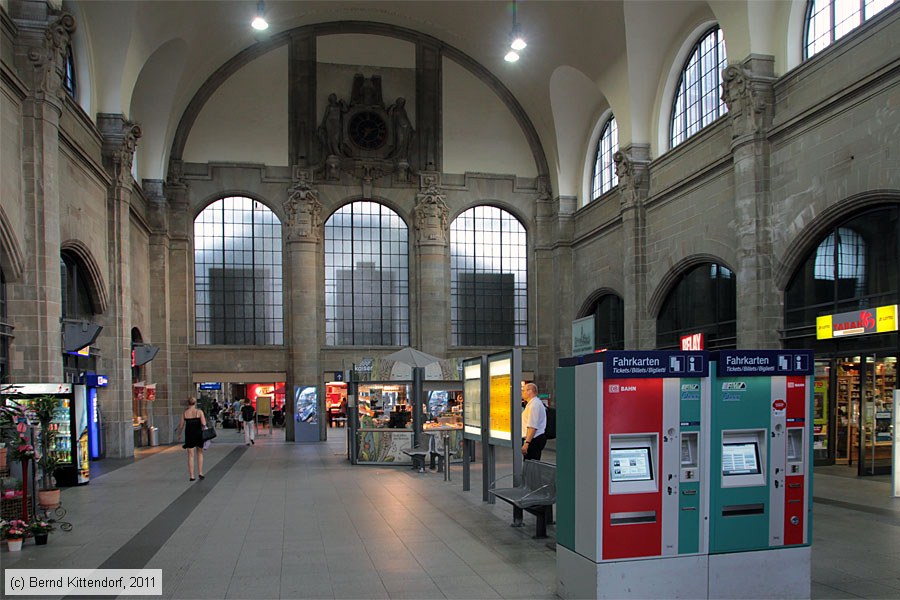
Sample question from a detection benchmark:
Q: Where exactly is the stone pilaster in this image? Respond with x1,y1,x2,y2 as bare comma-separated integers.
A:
164,160,193,437
413,172,449,357
97,114,141,458
616,145,652,349
284,167,324,441
532,176,561,392
415,42,442,172
144,179,176,443
722,55,780,348
288,32,317,167
9,8,75,382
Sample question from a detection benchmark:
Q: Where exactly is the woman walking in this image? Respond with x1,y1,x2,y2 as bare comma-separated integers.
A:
178,396,207,481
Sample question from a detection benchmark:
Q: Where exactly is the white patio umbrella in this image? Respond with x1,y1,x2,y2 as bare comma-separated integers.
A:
383,347,442,368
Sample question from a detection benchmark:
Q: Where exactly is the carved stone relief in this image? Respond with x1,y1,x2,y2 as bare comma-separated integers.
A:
721,65,772,139
414,172,449,245
27,13,76,102
284,168,323,242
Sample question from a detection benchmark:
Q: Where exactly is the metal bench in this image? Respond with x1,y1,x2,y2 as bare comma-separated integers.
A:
489,459,557,538
401,446,430,473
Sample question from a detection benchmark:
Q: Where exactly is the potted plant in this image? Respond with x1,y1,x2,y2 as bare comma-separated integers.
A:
28,396,62,509
28,520,53,545
1,518,28,552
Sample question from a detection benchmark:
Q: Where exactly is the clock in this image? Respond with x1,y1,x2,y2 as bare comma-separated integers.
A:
348,111,388,150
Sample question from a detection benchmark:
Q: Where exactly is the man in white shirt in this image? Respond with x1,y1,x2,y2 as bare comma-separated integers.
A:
521,382,547,460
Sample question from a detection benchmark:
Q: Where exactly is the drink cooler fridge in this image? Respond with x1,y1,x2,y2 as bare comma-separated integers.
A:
2,384,90,487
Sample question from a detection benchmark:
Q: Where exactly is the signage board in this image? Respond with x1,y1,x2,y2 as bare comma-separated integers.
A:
680,332,704,350
816,305,898,339
1,383,72,395
463,360,482,439
572,315,595,355
198,382,221,390
83,373,108,387
716,350,814,377
604,351,708,379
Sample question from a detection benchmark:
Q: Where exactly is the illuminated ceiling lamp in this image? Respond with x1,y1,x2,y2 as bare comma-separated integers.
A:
504,0,527,62
251,0,269,31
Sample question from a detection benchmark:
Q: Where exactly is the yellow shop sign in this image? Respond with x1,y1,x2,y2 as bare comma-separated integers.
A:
817,305,898,339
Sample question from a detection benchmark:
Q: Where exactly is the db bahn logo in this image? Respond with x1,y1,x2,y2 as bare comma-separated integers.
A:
773,399,787,410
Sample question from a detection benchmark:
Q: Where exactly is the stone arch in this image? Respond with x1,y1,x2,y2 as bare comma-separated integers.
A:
60,239,109,314
324,196,412,232
0,206,25,282
168,21,549,181
193,192,285,225
774,191,900,290
648,253,736,318
449,201,530,237
577,287,624,319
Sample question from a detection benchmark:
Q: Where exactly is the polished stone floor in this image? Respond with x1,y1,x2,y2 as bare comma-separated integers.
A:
1,429,898,599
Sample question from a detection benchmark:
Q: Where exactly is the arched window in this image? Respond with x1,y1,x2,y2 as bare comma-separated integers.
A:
591,116,618,200
194,197,283,345
324,201,409,346
450,206,527,346
0,268,8,384
785,207,899,334
586,293,625,351
64,44,76,100
805,0,895,59
60,253,95,319
657,262,736,350
670,27,728,148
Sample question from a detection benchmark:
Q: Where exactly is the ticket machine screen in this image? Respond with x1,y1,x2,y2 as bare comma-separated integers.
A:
722,442,761,476
610,447,653,482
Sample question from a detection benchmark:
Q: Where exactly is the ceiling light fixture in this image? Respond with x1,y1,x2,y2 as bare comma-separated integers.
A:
504,0,526,61
251,0,269,31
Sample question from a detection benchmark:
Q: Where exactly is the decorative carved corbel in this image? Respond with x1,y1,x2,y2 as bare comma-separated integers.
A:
614,151,639,208
102,120,142,186
27,13,76,102
285,168,323,242
414,172,449,244
721,65,771,139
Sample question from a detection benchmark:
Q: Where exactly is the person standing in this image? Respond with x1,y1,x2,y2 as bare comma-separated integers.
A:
177,397,207,481
241,398,256,446
520,383,547,460
233,398,243,432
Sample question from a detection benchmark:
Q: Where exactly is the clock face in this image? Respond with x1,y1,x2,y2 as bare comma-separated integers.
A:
348,111,388,150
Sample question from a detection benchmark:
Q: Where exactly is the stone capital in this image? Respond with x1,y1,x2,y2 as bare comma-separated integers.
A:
614,147,650,209
99,115,142,186
285,168,323,242
27,12,75,105
414,173,449,245
721,63,774,141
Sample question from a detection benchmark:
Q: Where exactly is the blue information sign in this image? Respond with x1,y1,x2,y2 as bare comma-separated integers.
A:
605,351,708,379
715,350,814,377
198,382,222,390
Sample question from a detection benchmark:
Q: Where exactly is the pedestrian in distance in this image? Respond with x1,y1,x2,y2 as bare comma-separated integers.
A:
177,396,207,481
241,398,256,446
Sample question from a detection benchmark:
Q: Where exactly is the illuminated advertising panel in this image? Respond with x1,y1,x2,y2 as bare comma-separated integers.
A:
816,305,898,339
488,356,512,442
463,360,482,440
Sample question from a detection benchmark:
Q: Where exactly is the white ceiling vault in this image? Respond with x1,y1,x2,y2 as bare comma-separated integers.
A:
59,0,807,198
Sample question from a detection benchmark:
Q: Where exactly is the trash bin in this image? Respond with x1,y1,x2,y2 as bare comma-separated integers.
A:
149,426,159,447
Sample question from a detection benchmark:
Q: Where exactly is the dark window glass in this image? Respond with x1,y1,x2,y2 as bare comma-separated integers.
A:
785,206,900,332
805,0,895,60
194,197,283,345
657,263,736,350
324,201,409,346
60,254,95,319
670,26,728,148
591,116,619,200
450,206,527,346
64,44,76,99
589,293,625,350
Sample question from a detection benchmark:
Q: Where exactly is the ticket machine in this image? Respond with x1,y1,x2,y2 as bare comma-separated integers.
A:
708,350,814,599
556,350,709,599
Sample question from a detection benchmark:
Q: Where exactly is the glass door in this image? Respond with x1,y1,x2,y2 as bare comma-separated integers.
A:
834,357,859,464
860,355,895,475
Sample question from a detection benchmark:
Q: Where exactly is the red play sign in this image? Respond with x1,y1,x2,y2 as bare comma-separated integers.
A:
773,399,787,410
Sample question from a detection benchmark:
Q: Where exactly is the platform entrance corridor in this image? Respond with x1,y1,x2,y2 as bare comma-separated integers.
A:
1,434,898,599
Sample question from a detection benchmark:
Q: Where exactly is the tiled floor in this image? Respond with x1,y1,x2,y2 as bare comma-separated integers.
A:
1,430,898,599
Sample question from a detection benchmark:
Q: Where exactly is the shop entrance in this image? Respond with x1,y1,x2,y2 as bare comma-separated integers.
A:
828,355,895,475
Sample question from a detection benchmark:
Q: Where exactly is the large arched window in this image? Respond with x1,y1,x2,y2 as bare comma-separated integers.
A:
591,116,618,200
324,201,409,346
670,27,728,148
586,293,625,351
657,262,736,350
450,205,527,346
805,0,895,59
785,207,900,334
194,197,283,345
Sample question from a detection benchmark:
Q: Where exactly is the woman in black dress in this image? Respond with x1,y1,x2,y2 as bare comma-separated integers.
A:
177,397,207,481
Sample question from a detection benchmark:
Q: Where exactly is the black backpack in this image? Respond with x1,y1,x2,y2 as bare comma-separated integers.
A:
545,407,557,440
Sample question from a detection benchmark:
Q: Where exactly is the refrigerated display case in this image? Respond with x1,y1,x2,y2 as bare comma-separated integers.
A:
1,383,90,486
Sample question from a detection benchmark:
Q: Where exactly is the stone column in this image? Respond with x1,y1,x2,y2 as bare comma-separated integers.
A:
616,145,652,349
722,56,779,348
413,172,450,356
144,180,177,443
164,161,194,432
284,167,324,441
97,115,141,458
10,9,75,382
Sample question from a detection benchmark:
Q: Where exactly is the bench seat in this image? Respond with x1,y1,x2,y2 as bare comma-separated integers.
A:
489,460,557,538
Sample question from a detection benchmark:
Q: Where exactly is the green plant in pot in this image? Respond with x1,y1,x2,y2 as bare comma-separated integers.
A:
29,396,63,509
